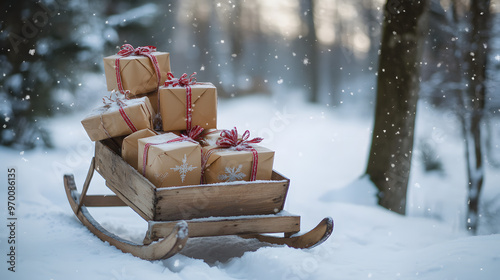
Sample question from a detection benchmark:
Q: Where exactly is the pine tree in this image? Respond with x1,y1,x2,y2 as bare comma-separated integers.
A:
0,0,108,149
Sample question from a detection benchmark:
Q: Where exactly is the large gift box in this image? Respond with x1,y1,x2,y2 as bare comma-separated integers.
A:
122,128,158,170
81,96,154,141
138,133,202,188
202,128,274,184
103,45,171,96
159,75,217,131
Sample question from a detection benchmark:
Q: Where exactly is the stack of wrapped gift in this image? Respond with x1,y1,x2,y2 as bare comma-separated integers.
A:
81,44,274,188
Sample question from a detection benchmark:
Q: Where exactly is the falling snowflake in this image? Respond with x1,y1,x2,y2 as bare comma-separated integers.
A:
170,154,197,183
218,165,246,182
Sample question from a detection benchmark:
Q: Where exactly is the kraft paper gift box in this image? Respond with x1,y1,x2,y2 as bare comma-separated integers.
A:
103,52,171,96
202,144,275,184
133,90,162,116
133,90,162,129
138,133,202,188
81,96,154,141
122,128,158,170
159,83,217,131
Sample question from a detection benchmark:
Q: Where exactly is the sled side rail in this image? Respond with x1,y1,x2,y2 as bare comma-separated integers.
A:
154,175,290,221
94,141,157,220
145,213,300,243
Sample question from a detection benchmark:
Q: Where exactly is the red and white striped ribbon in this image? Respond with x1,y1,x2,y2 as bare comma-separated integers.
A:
118,107,137,133
164,72,198,131
114,44,161,96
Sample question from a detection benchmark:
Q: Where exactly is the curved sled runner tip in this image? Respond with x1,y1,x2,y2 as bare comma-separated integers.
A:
239,217,333,249
64,174,188,260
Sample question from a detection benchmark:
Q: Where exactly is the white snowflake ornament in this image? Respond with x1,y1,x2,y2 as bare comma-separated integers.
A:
218,165,246,182
170,154,197,183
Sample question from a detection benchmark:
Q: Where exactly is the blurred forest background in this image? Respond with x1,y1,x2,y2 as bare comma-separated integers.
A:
1,0,499,150
1,0,499,233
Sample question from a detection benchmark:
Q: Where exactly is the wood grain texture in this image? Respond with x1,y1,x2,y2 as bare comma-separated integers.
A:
80,195,127,207
95,141,156,220
145,214,300,243
154,177,289,221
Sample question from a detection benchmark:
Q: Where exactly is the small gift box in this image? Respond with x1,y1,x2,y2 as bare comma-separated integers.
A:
103,44,171,96
202,128,274,184
159,73,217,132
122,128,158,170
138,132,202,188
81,95,154,141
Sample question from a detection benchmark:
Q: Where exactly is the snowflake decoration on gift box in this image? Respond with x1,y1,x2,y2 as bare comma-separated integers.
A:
154,171,168,185
171,154,197,183
218,165,246,182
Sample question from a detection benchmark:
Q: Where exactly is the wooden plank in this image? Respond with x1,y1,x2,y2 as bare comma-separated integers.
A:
154,177,289,221
95,141,156,220
145,214,300,242
271,170,289,181
82,195,128,207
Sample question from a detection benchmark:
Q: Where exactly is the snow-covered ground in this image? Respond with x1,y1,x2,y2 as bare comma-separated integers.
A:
1,92,500,280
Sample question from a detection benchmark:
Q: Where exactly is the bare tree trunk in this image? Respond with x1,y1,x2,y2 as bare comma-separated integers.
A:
302,0,319,103
329,1,344,107
366,0,428,214
462,0,491,233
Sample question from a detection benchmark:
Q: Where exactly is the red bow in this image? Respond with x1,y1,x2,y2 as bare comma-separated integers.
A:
182,125,205,141
216,127,263,151
117,44,157,57
102,91,127,107
164,72,197,88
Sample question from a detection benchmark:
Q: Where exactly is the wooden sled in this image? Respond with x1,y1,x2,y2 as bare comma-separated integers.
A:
64,140,333,260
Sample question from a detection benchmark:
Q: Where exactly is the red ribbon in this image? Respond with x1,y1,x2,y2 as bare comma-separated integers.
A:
142,126,204,179
202,127,263,181
102,91,137,134
216,128,263,150
164,72,198,131
114,44,161,96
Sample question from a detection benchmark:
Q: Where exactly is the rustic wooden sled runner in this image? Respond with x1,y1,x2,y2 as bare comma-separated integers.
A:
64,140,333,260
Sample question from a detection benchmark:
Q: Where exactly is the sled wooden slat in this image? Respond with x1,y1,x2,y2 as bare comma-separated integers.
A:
145,214,300,242
81,195,127,207
94,141,156,220
155,180,289,221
